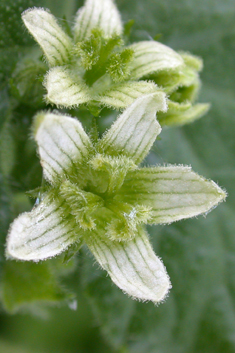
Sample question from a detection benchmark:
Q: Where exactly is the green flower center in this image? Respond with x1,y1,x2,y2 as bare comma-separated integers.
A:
73,28,134,86
55,153,152,241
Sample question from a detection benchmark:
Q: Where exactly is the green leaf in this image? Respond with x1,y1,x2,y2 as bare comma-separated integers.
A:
1,259,72,313
0,0,41,87
0,120,16,177
0,340,36,353
0,0,39,48
10,58,47,108
0,88,10,131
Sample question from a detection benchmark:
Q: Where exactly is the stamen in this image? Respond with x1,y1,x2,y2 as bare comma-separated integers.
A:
59,180,104,229
89,154,137,194
74,28,131,86
105,200,152,241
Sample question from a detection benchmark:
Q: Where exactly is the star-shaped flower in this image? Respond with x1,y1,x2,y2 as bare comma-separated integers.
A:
6,93,226,303
21,0,209,125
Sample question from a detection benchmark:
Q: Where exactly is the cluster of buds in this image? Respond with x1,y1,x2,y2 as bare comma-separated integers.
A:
6,0,226,303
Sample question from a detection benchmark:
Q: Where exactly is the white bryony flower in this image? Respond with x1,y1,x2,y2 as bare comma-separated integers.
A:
21,0,209,125
6,93,226,303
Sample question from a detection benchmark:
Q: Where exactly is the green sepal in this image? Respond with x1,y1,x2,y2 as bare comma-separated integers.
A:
149,52,202,104
26,178,50,199
151,63,198,96
169,77,200,104
60,15,74,39
25,187,49,201
158,100,210,126
180,52,203,71
87,102,103,117
153,33,163,41
63,242,84,264
89,117,100,143
123,19,135,40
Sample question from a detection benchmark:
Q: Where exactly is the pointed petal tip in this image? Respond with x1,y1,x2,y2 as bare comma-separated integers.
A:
200,176,227,213
150,91,168,113
6,197,79,262
121,166,227,225
87,228,171,304
99,91,166,164
33,111,92,182
44,67,91,108
210,181,227,204
22,6,49,17
129,266,171,304
74,0,123,42
22,7,72,66
32,110,47,137
129,40,184,80
32,110,66,138
5,212,47,262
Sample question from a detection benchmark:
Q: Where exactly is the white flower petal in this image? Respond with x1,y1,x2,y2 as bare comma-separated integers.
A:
99,92,167,164
34,112,92,183
45,67,91,108
98,81,159,109
86,227,170,303
6,195,79,261
22,8,73,66
129,41,184,80
120,166,227,224
74,0,123,42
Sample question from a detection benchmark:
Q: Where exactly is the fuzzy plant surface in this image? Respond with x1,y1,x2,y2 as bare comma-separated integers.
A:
0,0,234,353
6,92,225,303
17,0,209,125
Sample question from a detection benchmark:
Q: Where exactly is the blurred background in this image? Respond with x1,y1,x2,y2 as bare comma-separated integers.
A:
0,0,235,352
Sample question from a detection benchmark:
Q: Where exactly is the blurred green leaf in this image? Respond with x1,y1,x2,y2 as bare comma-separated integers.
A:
0,0,42,88
0,171,11,258
0,0,40,48
0,340,38,353
0,88,10,131
1,259,73,313
0,119,16,177
10,58,47,108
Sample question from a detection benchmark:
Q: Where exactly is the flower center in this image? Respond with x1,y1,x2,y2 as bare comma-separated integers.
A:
73,28,134,86
58,154,152,241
